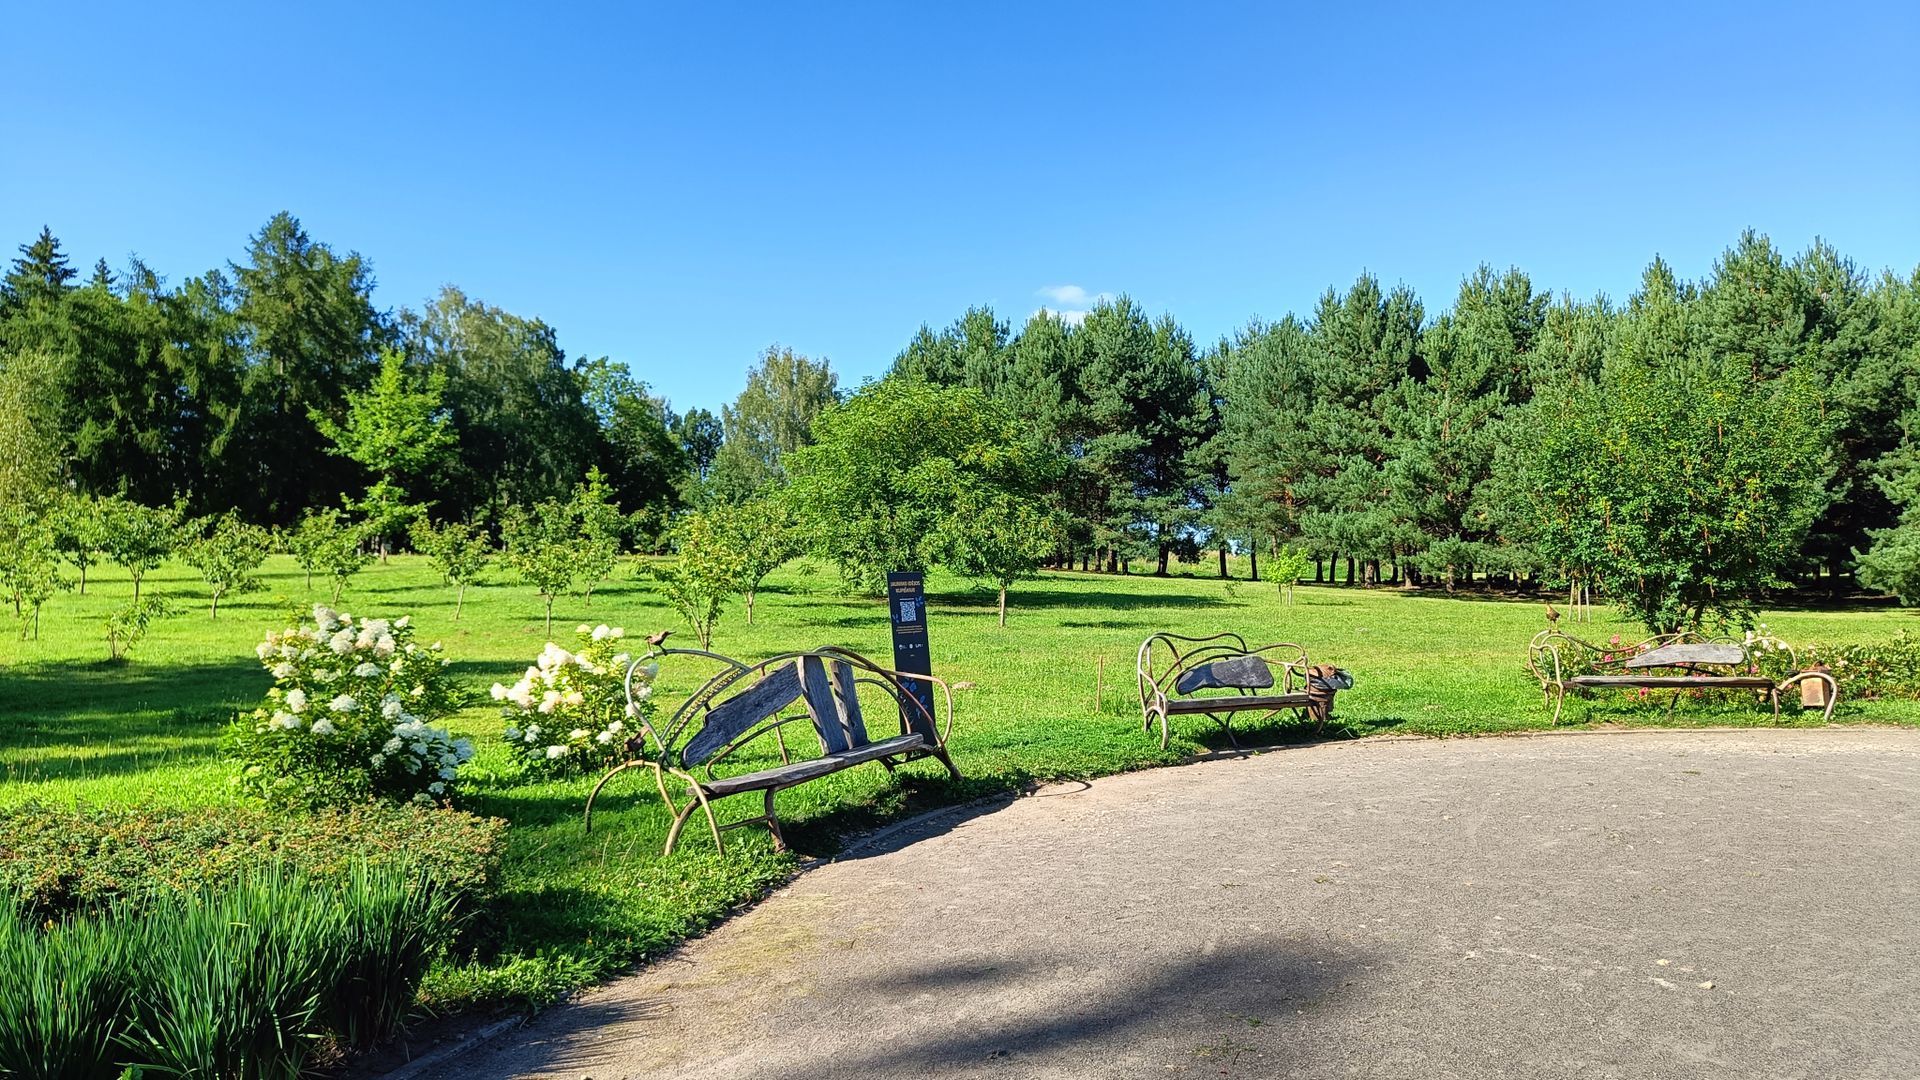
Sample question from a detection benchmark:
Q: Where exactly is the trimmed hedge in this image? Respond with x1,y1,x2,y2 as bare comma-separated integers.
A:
0,802,506,920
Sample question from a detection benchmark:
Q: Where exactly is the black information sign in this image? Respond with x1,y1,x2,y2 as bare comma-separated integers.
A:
886,571,936,733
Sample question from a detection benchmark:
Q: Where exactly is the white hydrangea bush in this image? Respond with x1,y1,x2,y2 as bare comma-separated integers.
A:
492,623,657,776
228,604,472,807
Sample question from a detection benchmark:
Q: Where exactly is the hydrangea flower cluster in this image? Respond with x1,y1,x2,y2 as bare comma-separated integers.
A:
492,623,657,775
228,604,471,807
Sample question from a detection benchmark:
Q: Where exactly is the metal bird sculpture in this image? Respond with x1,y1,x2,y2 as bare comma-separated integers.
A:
1544,603,1561,626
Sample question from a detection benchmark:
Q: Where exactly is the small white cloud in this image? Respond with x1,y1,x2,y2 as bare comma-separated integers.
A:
1033,284,1111,327
1038,284,1095,305
1035,306,1093,327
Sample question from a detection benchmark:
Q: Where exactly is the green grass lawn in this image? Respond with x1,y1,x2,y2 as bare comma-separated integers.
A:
5,554,1918,1010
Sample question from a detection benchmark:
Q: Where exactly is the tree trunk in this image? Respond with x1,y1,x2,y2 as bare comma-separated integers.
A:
1249,545,1259,582
1156,546,1170,576
78,565,86,595
1346,557,1355,585
543,596,554,638
1218,545,1228,579
1314,558,1324,583
209,590,219,620
454,582,466,621
998,585,1007,627
746,589,756,625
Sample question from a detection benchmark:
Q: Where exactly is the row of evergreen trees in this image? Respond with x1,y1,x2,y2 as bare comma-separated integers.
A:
891,236,1920,603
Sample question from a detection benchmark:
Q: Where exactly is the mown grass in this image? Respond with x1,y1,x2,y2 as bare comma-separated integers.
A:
4,554,1919,1010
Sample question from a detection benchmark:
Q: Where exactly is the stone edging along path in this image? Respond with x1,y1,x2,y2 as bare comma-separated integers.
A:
382,725,1920,1079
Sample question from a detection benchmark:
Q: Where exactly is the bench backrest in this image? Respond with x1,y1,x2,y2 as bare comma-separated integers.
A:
682,662,802,766
800,653,869,753
678,653,882,765
1623,642,1746,669
1174,654,1274,695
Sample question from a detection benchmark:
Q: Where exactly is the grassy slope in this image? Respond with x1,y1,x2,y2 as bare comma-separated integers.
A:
4,555,1918,1006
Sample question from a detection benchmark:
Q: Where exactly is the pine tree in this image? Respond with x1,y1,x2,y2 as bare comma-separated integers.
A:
3,227,78,307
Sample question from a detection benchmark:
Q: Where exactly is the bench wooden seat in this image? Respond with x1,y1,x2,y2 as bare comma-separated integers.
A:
702,755,846,797
1568,674,1774,689
1138,632,1352,749
1528,630,1838,725
586,647,959,855
1163,692,1314,715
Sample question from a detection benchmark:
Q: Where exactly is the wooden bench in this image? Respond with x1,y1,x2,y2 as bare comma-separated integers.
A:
584,645,960,855
1527,630,1838,725
1136,632,1353,749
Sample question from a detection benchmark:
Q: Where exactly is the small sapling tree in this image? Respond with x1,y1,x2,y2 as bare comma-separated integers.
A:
1268,546,1314,604
0,509,67,638
105,594,169,661
49,494,107,595
410,516,493,620
652,509,745,649
182,513,272,618
100,497,180,604
929,493,1064,626
571,467,625,606
503,499,578,636
711,496,800,625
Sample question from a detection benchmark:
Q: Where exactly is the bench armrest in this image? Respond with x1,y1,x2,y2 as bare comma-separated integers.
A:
879,669,956,747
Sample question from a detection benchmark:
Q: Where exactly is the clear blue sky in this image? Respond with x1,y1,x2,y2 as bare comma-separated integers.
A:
4,1,1915,414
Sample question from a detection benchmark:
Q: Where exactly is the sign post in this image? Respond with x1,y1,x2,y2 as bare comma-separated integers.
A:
886,571,936,734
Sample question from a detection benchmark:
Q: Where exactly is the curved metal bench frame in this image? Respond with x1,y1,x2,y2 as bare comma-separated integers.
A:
1136,631,1326,749
1526,629,1838,725
585,645,959,855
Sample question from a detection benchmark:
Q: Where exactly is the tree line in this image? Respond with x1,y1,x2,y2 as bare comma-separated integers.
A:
2,215,1917,634
883,236,1920,629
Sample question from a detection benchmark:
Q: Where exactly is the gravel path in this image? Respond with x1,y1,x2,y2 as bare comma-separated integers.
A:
428,728,1920,1079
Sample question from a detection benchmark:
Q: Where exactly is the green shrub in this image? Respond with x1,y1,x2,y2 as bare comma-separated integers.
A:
1805,630,1920,700
0,802,504,922
491,623,657,776
322,865,456,1048
0,865,459,1079
120,869,351,1080
226,605,470,807
0,914,132,1080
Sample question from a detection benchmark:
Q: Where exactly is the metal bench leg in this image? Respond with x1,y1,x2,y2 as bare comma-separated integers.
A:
695,787,726,855
582,759,648,836
662,797,700,857
763,788,787,852
1549,684,1567,726
932,747,962,781
663,781,726,857
1217,713,1241,749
